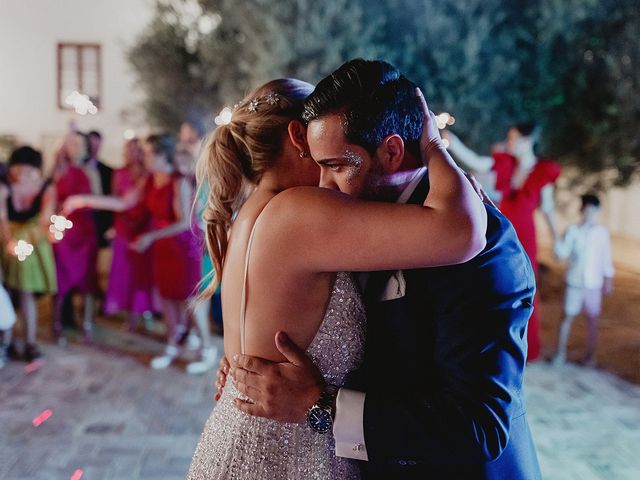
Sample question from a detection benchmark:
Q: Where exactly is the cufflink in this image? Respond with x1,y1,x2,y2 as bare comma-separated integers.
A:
353,443,364,452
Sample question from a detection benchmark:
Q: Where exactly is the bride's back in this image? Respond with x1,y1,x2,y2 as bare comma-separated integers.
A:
197,78,335,363
221,189,335,363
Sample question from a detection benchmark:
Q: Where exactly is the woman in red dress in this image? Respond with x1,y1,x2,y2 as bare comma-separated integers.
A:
446,123,561,361
104,139,156,329
64,134,201,368
52,132,99,343
135,135,202,366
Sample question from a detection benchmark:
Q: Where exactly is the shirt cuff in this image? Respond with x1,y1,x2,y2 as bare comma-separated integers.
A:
333,388,368,461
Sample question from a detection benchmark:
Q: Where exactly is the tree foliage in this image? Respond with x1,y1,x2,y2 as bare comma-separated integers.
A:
129,0,639,183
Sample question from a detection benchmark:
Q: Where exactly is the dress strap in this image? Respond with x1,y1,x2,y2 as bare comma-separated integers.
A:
239,214,260,355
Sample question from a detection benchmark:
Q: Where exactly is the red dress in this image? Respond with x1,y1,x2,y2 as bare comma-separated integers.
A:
493,153,561,360
54,166,98,296
144,174,201,301
104,169,156,315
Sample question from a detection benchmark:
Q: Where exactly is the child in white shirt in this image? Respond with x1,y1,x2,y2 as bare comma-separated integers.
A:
553,193,614,366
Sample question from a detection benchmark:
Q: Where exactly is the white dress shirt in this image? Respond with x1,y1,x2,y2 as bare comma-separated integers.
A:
333,167,428,461
554,222,614,289
83,157,104,195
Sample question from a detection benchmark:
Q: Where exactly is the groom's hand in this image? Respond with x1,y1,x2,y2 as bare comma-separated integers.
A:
231,331,325,423
214,356,231,402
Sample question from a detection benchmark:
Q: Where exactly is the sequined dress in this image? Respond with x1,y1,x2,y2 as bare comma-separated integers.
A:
187,271,366,479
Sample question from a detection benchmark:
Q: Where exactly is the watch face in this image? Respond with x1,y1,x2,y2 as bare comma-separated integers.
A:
307,407,332,433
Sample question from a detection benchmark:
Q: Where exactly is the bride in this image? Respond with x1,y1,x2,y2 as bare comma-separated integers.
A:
188,78,486,479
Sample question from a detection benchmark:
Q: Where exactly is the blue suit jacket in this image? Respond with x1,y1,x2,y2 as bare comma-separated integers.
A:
357,176,542,479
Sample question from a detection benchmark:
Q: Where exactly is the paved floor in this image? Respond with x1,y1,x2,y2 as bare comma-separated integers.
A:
2,327,639,480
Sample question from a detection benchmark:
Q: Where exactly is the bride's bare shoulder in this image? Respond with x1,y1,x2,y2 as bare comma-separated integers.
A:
249,187,349,248
265,186,351,216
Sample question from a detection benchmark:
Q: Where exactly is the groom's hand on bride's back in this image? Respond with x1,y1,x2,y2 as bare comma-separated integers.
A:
231,331,325,423
214,356,231,402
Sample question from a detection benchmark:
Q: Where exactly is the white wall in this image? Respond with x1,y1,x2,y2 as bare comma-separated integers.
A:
0,0,153,168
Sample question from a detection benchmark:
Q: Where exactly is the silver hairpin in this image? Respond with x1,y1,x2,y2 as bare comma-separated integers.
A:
247,98,260,112
265,92,280,106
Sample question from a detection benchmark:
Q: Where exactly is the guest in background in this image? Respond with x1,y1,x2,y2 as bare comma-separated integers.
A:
445,124,561,361
175,118,219,368
0,266,18,368
103,138,156,330
175,119,206,186
64,134,202,369
0,146,57,361
0,162,8,185
52,133,99,343
83,130,113,248
554,193,614,366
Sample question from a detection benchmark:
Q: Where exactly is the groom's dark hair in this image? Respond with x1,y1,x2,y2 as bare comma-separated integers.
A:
302,59,424,158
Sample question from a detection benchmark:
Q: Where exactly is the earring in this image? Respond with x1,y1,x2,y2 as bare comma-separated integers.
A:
299,151,309,158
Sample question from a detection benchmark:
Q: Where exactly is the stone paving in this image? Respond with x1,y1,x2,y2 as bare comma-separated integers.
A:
2,328,640,479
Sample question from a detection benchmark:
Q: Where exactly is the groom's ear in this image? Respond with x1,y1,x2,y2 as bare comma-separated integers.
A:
375,134,405,174
287,120,308,154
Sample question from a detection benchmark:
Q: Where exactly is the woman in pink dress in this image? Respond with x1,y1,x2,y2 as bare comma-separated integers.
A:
64,134,201,368
104,139,156,330
445,123,561,361
52,132,99,343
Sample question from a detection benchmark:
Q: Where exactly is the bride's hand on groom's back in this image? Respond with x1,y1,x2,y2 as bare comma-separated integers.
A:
231,331,325,423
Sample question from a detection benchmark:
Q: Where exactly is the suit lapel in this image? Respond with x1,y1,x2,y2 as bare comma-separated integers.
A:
364,172,430,303
407,172,430,206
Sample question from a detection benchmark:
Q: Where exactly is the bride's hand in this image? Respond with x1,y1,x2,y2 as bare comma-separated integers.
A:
416,88,446,166
231,331,325,423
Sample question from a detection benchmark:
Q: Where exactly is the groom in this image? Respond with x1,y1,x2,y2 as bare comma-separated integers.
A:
229,59,541,479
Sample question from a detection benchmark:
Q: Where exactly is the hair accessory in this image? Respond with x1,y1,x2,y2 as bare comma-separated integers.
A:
246,92,281,113
265,92,280,106
247,98,260,113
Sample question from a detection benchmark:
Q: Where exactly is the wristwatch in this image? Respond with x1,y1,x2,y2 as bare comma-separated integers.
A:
306,384,338,434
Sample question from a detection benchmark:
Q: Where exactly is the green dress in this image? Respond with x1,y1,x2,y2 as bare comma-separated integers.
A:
2,183,57,294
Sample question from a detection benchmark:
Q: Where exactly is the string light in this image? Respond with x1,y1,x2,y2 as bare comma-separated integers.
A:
70,469,84,480
50,215,73,241
24,359,44,374
436,112,456,130
65,91,98,115
14,240,34,262
32,409,52,427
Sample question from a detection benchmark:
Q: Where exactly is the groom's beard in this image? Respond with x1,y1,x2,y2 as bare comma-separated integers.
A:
358,161,387,202
361,169,411,203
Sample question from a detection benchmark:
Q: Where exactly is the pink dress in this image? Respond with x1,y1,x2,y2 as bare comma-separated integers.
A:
145,174,201,301
103,169,156,315
54,166,98,296
493,152,561,360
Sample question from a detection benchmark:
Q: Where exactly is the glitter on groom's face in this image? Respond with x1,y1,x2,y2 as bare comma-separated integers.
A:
343,150,364,186
307,114,381,199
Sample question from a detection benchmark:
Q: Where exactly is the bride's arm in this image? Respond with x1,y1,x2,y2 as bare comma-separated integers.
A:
443,130,494,173
261,90,487,273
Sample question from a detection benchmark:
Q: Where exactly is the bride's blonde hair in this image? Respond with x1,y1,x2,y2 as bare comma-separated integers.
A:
197,78,314,298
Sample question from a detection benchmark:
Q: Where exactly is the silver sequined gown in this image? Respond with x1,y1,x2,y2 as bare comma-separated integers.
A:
188,272,366,479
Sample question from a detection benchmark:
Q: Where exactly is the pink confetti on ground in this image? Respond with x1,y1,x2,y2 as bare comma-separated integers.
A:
70,468,84,480
32,409,52,427
24,360,44,374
